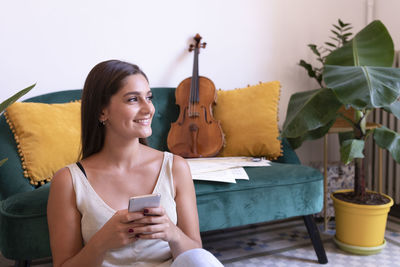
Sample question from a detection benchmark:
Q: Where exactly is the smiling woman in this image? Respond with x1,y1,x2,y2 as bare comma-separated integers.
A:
80,60,150,159
46,60,223,267
99,74,155,143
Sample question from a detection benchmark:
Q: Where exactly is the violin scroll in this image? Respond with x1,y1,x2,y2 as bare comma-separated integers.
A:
189,33,207,52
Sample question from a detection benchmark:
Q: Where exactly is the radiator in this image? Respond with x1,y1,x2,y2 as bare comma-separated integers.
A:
366,50,400,205
366,109,400,205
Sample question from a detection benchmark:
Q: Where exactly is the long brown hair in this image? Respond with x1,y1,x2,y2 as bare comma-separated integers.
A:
81,60,148,159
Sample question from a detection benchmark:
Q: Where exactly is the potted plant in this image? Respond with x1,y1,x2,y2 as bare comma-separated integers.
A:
0,84,35,167
282,20,400,254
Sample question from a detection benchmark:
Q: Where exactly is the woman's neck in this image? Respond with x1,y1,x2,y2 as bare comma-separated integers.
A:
98,135,144,169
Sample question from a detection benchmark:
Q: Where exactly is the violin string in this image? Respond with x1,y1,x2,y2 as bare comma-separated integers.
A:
189,47,196,117
194,46,199,117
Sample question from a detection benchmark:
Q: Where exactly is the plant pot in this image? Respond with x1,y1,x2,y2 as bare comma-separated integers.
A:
331,189,393,255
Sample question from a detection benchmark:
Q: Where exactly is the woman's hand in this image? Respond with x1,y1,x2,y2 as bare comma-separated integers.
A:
131,206,179,243
91,209,146,252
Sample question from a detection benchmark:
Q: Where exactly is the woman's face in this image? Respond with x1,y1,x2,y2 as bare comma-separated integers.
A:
100,74,155,140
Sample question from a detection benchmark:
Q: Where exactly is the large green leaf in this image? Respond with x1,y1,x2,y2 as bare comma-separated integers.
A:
340,139,365,165
325,20,394,67
383,100,400,120
286,119,336,149
338,131,355,145
0,84,35,113
324,65,400,109
373,126,400,163
282,88,342,139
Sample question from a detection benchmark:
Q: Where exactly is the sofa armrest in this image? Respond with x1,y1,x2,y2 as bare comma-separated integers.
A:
0,183,51,259
0,183,50,218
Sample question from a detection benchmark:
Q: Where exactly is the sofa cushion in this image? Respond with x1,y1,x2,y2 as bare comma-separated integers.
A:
5,101,81,186
194,162,323,231
213,81,282,159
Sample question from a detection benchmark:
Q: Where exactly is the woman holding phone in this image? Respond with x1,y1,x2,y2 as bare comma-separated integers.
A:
47,60,223,267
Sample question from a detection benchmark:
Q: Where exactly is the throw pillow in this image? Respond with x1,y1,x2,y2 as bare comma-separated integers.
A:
5,101,81,185
213,81,282,159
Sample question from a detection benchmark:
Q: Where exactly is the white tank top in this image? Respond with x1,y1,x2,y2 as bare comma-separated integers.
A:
67,151,177,267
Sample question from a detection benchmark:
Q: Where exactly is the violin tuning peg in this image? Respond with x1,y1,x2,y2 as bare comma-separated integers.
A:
189,44,195,52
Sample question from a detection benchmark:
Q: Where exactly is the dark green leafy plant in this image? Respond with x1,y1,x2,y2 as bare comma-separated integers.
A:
282,20,400,203
299,19,353,87
0,84,35,167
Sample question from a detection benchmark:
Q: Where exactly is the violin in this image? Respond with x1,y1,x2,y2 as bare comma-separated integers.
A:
167,34,224,158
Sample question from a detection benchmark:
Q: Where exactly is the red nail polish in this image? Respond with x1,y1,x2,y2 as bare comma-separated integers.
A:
143,209,149,214
128,229,134,233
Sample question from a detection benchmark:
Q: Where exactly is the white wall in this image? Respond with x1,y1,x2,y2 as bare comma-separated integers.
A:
2,0,395,164
374,0,400,48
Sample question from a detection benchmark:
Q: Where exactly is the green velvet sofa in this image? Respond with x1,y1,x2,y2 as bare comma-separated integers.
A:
0,88,328,266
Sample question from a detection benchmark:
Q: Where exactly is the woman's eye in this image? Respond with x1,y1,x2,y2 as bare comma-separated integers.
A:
147,95,153,101
128,97,138,102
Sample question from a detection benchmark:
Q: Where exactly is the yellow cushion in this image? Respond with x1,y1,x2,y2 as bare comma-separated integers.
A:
5,101,81,185
213,81,282,159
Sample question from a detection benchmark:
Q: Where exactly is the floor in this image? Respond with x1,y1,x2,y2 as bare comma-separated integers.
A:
1,216,399,266
203,216,400,266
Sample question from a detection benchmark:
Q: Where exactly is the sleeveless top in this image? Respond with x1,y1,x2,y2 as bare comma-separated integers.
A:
67,152,177,267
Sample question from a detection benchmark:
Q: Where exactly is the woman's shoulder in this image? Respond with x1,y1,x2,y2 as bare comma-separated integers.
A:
171,153,187,167
50,166,74,195
170,154,191,180
52,166,72,182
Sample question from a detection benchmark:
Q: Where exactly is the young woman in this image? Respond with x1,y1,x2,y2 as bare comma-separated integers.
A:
47,60,223,267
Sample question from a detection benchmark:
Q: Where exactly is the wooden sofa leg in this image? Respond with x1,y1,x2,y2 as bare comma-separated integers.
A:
303,215,328,264
14,260,31,267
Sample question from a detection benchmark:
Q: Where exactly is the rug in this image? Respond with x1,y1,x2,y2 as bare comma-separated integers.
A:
202,217,400,266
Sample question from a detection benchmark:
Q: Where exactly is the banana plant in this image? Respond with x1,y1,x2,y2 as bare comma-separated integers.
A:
282,20,400,202
0,84,35,167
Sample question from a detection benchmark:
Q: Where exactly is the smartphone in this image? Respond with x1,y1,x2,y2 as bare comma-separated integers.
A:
128,193,161,213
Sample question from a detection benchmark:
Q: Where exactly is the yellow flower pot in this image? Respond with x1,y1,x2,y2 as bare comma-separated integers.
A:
331,189,393,254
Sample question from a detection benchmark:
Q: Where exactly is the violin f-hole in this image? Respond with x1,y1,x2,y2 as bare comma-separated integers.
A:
201,106,212,124
178,107,188,126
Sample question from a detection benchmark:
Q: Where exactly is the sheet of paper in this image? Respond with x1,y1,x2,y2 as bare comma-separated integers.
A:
187,157,269,183
230,167,249,180
191,167,249,183
187,157,270,175
192,169,237,183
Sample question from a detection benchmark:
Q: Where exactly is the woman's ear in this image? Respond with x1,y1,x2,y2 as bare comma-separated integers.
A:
99,109,108,123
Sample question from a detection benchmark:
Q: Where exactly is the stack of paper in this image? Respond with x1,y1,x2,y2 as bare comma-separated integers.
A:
186,157,271,183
